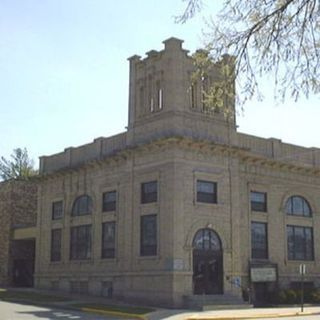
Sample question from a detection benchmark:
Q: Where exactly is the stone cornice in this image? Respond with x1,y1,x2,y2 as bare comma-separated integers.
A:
38,136,320,181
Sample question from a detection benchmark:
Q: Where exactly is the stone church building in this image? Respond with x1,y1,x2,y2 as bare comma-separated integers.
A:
35,38,320,307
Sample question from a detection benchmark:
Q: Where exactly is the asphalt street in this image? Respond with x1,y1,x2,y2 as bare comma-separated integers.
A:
0,301,129,320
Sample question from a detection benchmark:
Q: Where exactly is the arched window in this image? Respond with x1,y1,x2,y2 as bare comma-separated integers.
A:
72,195,93,216
285,196,312,217
193,228,221,251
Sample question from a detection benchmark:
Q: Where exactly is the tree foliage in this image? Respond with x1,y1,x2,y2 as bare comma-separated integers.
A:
0,148,37,181
177,0,320,106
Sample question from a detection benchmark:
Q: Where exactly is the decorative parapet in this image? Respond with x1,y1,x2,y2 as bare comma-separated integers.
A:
238,133,320,167
39,132,127,174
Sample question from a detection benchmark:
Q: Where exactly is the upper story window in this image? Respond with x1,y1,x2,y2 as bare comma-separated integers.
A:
141,181,157,204
52,201,63,220
250,191,267,212
102,191,116,212
287,225,314,261
71,195,93,216
285,196,312,217
196,180,217,204
251,222,268,260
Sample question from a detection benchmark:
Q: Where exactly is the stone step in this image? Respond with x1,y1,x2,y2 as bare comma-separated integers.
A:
183,294,251,310
203,304,253,311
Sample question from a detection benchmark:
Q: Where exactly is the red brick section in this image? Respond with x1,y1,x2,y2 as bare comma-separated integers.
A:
0,179,37,286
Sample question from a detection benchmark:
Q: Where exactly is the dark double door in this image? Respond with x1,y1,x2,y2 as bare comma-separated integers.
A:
193,249,223,294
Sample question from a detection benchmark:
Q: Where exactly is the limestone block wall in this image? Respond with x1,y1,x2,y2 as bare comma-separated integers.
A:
241,162,320,288
35,146,178,306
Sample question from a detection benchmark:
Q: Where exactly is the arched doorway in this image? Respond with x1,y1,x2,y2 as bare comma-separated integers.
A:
193,228,223,295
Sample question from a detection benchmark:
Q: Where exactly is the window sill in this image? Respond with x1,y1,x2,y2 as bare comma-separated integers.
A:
69,259,93,264
287,259,315,263
138,255,159,261
101,257,117,261
251,210,268,214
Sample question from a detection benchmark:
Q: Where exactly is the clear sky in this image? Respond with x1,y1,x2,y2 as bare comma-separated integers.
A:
1,0,319,167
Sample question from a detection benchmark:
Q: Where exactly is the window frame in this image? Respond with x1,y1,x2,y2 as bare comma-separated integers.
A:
287,225,314,261
51,228,62,262
71,195,93,217
52,200,63,220
70,224,92,260
285,196,312,217
250,191,267,212
196,180,217,204
251,222,268,260
140,214,157,256
101,221,116,259
141,181,158,204
102,191,117,212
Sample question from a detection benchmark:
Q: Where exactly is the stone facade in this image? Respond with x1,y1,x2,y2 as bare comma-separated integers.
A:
35,38,320,307
0,179,37,286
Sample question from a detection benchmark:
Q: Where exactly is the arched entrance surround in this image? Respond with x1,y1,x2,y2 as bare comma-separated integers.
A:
192,228,223,294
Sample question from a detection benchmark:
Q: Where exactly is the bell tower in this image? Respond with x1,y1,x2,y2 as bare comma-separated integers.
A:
127,38,236,145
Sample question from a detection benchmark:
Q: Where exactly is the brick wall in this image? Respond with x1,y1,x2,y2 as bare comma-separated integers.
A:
0,179,37,286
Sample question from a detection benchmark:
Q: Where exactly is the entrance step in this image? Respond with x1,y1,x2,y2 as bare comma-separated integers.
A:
203,304,253,311
183,294,252,310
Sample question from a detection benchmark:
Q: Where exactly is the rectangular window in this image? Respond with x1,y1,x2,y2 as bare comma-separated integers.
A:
287,225,314,261
52,201,63,220
102,191,116,212
102,222,116,259
51,229,62,262
70,225,92,260
197,180,217,204
141,181,157,204
251,222,268,259
250,191,267,212
140,215,157,256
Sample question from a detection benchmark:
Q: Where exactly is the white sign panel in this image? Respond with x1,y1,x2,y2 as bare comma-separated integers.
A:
251,267,277,282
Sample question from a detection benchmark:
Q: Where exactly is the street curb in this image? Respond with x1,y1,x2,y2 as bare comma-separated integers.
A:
81,307,147,319
186,311,320,320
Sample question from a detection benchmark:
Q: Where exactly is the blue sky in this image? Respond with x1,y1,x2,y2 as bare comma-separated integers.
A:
1,0,319,166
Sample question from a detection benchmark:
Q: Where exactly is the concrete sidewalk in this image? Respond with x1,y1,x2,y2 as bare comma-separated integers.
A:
147,306,320,319
2,288,320,320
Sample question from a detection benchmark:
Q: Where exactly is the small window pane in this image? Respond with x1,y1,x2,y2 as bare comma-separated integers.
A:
52,201,63,220
51,229,62,262
197,180,217,204
251,222,268,259
70,225,92,260
102,222,116,259
72,195,93,216
140,215,157,256
250,192,267,212
102,191,116,212
141,181,157,204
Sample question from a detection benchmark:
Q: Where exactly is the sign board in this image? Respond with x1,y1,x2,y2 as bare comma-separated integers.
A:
173,259,184,271
251,267,277,282
232,276,241,288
